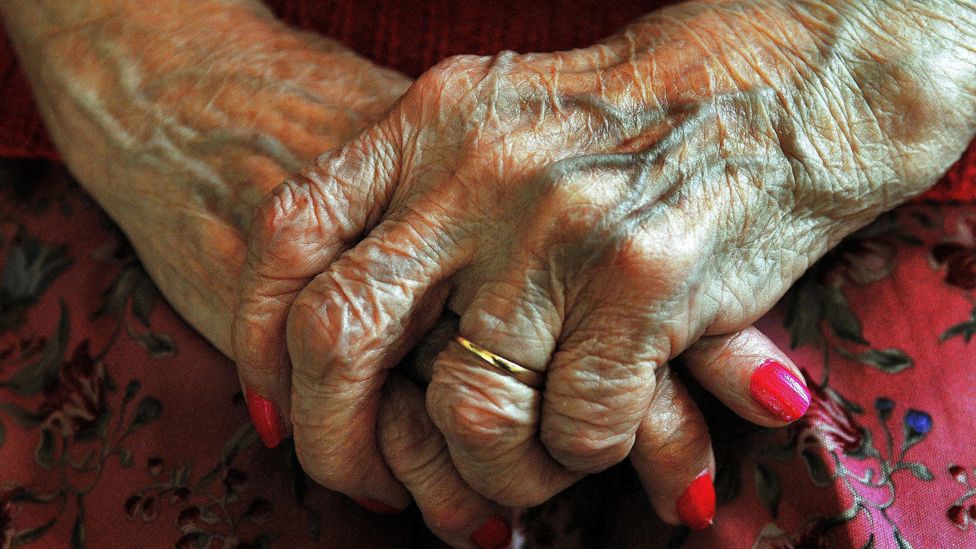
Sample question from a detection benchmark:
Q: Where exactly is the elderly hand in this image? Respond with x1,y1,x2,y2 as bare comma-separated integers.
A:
233,0,976,537
0,0,516,545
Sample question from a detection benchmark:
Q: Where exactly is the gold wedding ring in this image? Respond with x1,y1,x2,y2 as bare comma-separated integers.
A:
454,335,546,389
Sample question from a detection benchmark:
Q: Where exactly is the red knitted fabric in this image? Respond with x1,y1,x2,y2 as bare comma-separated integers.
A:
0,0,973,201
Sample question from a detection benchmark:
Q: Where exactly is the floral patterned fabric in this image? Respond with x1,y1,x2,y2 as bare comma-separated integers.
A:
0,162,421,549
0,148,974,549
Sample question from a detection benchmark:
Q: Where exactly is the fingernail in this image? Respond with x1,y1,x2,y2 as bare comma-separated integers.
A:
245,388,284,448
470,515,511,549
749,359,811,423
676,470,715,531
354,499,401,515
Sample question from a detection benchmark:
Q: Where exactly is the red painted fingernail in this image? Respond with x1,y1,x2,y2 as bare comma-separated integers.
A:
677,470,715,531
749,359,811,423
245,388,284,448
471,515,511,549
354,499,401,515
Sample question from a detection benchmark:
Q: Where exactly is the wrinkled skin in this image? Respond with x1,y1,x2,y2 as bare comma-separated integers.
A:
4,0,974,545
233,0,976,529
3,0,805,543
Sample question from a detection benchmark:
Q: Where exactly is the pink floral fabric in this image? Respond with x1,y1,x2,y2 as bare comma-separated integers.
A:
0,160,974,549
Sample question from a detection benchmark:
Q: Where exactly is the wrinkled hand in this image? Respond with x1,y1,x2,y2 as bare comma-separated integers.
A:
233,0,975,537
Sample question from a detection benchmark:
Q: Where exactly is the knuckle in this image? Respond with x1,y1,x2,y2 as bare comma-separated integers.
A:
426,378,524,453
540,353,649,472
412,53,512,113
248,163,359,273
594,229,707,304
288,342,368,396
288,278,392,358
251,178,309,247
286,253,414,392
462,288,556,364
286,293,335,363
286,279,356,357
610,231,663,275
420,54,492,88
530,159,667,265
547,352,651,419
246,181,317,276
540,413,634,472
553,343,647,385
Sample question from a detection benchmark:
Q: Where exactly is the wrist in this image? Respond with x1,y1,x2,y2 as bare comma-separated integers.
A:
0,0,271,58
4,0,410,222
600,0,975,222
1,0,411,355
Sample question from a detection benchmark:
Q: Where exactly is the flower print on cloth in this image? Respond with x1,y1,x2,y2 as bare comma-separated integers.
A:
946,464,976,532
902,410,933,442
932,214,976,344
36,341,106,439
122,423,309,549
756,388,937,548
1,163,975,548
0,169,172,548
931,214,976,290
744,206,964,549
790,372,866,458
0,232,71,333
0,163,422,549
0,488,14,549
783,212,916,378
818,214,902,289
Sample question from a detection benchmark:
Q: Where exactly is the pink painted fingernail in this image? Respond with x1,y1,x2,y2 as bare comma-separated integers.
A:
676,470,715,531
471,515,511,549
749,359,811,423
354,499,401,514
245,388,284,448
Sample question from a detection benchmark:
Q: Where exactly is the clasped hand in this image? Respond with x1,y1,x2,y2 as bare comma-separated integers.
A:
231,5,959,544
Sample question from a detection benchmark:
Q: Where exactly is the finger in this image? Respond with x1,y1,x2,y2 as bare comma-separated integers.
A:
232,120,399,447
538,227,703,475
539,298,667,474
287,211,459,509
378,374,513,549
629,366,716,531
426,271,581,507
681,326,810,426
